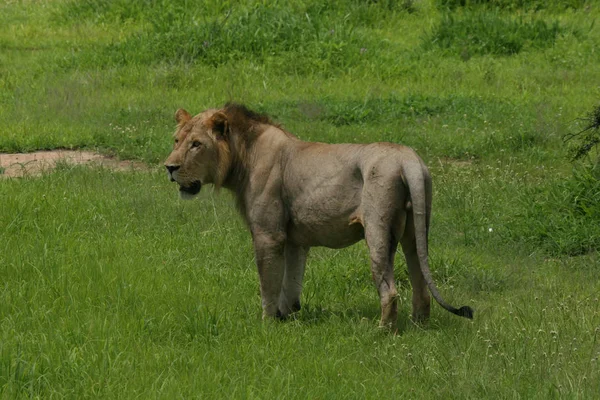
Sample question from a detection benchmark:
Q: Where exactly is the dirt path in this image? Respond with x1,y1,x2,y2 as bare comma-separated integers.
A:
0,150,148,178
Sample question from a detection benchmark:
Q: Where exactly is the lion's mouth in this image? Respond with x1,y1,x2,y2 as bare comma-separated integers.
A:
179,181,202,195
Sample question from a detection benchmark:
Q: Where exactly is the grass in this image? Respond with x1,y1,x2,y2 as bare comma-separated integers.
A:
1,0,600,398
436,0,589,12
54,0,387,71
2,168,599,398
508,164,600,255
424,12,564,58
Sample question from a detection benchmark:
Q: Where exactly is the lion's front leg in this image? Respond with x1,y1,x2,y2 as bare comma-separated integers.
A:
278,243,308,317
253,231,286,319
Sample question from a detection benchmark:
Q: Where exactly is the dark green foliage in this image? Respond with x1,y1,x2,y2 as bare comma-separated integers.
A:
425,12,563,57
56,0,156,22
512,166,600,256
265,95,515,127
55,0,236,25
319,95,446,126
436,0,588,12
566,104,600,161
56,0,410,26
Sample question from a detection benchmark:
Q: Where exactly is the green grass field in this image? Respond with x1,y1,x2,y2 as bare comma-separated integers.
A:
1,0,600,398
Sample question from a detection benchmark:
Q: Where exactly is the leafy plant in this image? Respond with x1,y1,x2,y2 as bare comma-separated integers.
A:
565,103,600,161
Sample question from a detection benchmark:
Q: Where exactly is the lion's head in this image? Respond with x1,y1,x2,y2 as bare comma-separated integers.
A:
164,108,232,199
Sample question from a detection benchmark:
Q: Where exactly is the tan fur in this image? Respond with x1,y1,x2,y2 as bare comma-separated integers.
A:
164,103,473,328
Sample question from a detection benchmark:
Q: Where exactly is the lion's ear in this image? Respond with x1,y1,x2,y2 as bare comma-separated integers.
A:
175,109,192,125
209,112,229,140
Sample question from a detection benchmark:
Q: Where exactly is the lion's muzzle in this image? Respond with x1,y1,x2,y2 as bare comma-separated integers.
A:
165,164,179,182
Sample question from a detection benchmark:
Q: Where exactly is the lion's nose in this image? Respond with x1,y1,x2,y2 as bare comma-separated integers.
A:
165,165,180,181
165,165,180,174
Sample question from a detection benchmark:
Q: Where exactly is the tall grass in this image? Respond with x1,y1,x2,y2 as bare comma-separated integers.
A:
510,165,600,256
424,12,563,58
56,0,398,72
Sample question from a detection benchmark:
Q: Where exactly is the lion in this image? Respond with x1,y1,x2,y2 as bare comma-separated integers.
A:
164,103,473,328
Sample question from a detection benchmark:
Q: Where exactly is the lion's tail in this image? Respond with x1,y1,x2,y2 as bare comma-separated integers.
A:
402,158,474,320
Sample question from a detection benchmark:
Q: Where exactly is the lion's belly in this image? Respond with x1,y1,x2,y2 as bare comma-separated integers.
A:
285,186,365,248
287,214,364,248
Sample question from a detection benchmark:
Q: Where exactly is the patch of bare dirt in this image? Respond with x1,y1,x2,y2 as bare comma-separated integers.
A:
0,150,148,178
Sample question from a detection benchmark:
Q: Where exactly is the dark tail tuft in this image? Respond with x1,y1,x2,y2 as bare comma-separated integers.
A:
453,306,474,320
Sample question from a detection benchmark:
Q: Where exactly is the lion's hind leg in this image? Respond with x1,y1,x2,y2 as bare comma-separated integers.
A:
399,212,431,323
364,224,399,329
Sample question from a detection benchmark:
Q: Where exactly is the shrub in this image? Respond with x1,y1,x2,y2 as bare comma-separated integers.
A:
565,104,600,162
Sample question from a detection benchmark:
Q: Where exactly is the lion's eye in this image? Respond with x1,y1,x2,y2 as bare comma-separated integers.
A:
191,141,202,148
174,139,179,145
